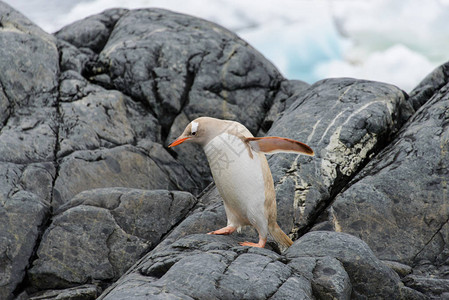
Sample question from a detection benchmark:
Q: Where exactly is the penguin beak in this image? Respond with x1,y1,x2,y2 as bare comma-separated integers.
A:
168,137,191,148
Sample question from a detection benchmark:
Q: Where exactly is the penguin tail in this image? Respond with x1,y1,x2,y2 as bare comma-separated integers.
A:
269,223,293,248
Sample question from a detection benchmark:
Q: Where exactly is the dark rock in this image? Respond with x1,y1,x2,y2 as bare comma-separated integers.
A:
0,2,446,299
58,70,161,143
382,260,413,278
285,231,407,299
141,183,261,253
0,189,50,300
0,3,59,108
58,90,135,155
403,275,449,299
0,2,59,165
312,256,352,300
58,40,97,74
52,144,198,208
0,2,59,299
100,230,417,299
408,62,449,110
266,78,414,237
260,79,310,134
329,82,449,267
29,188,196,290
100,234,312,300
55,8,129,53
59,70,104,102
95,8,282,131
0,163,54,299
27,284,101,300
90,8,283,188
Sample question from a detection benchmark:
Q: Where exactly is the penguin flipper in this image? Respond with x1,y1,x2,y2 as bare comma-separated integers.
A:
245,137,314,156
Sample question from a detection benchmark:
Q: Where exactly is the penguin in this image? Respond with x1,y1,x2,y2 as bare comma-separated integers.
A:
168,117,314,248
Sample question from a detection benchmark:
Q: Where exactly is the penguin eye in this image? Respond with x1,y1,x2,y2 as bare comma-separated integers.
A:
191,121,199,136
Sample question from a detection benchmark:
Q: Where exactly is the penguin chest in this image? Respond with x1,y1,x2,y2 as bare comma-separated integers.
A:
204,133,267,222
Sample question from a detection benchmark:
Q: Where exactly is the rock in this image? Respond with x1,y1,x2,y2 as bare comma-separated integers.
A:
100,230,419,299
0,2,446,298
266,78,414,237
260,79,310,134
311,256,352,300
0,0,59,166
0,189,50,300
142,183,264,254
95,8,282,131
55,8,129,53
58,70,161,143
0,2,59,299
403,275,449,299
89,8,283,188
27,284,101,300
52,144,198,208
329,81,449,266
285,231,409,299
58,89,135,156
382,260,413,278
58,40,96,74
165,112,212,187
29,188,196,290
408,62,449,110
100,234,313,300
157,78,416,253
0,3,59,108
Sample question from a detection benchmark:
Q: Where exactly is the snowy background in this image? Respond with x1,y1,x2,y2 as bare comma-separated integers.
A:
4,0,449,92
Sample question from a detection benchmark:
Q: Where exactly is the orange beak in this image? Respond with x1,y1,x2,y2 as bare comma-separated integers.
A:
168,137,191,148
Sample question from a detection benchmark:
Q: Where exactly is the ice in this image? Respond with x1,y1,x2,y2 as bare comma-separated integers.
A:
3,0,449,92
316,44,436,92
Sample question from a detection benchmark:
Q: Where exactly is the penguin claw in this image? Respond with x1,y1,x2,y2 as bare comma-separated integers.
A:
207,226,236,235
239,241,264,248
239,237,267,248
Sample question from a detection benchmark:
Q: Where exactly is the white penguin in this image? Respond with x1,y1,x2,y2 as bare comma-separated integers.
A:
169,117,314,248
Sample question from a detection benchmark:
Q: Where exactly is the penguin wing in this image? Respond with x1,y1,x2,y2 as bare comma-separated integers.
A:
245,137,314,156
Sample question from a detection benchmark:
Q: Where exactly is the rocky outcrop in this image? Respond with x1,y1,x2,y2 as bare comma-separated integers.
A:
267,78,413,238
97,232,422,300
29,189,196,290
0,1,448,299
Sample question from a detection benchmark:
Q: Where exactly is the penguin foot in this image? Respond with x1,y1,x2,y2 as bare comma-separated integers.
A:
208,225,236,235
239,238,266,248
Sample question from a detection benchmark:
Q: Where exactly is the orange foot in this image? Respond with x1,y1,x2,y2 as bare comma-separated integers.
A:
208,225,236,235
239,238,267,248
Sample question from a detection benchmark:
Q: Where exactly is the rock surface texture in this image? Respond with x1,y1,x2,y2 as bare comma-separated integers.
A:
0,2,447,299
